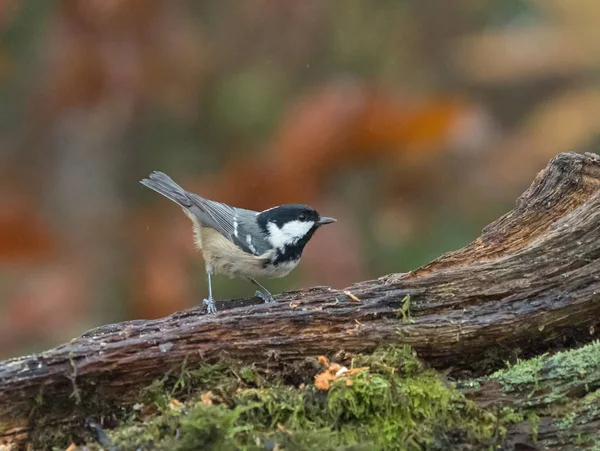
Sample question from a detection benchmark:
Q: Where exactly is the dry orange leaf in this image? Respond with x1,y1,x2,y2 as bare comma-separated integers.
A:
169,398,183,410
317,355,329,367
345,367,369,376
314,360,368,391
201,391,214,406
329,363,342,373
314,370,336,391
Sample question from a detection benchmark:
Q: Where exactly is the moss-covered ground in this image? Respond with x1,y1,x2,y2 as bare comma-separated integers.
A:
36,341,600,450
73,346,504,451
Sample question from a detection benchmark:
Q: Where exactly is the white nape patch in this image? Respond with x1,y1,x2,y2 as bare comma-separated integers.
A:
267,220,314,249
246,234,257,254
261,205,281,214
233,217,238,237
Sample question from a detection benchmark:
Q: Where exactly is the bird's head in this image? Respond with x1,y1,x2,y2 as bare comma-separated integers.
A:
257,204,336,256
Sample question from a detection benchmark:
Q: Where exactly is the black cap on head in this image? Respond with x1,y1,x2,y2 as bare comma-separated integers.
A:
257,204,321,229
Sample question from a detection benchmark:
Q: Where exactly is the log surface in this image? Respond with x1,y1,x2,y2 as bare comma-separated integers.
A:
2,152,600,443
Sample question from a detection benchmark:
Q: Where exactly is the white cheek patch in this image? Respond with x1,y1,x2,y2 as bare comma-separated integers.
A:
267,220,314,249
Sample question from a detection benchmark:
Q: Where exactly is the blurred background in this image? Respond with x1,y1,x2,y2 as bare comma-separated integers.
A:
2,0,600,358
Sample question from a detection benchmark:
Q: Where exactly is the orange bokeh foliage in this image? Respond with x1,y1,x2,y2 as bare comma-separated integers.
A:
40,0,207,118
195,83,473,209
0,198,55,262
130,211,195,318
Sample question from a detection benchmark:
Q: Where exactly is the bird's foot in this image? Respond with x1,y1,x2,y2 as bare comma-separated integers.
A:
255,290,275,304
203,298,217,314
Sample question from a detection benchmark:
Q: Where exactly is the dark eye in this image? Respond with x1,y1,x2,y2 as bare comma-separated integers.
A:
298,213,306,221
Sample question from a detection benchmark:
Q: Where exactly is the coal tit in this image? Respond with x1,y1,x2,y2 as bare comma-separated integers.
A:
140,171,336,313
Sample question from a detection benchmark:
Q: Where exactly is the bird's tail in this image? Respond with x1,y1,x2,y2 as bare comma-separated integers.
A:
140,171,194,208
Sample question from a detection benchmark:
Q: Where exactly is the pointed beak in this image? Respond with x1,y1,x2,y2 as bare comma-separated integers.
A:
317,216,337,226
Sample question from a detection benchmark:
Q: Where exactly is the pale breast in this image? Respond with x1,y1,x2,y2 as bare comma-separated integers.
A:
183,208,204,250
260,259,301,278
199,227,278,279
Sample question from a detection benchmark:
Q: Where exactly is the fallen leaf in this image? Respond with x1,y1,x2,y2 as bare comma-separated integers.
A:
315,371,334,391
329,363,342,373
346,367,369,376
201,391,213,406
314,361,364,391
169,398,183,410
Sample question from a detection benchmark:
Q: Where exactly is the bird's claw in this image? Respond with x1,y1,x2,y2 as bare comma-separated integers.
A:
203,298,217,314
255,290,275,303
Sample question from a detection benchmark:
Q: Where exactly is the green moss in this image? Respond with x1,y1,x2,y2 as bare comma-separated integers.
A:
459,379,480,390
554,411,576,431
30,343,600,449
238,365,263,385
79,346,505,450
490,340,600,404
351,344,422,376
396,295,414,324
499,406,524,424
490,355,545,394
549,340,600,383
527,412,539,443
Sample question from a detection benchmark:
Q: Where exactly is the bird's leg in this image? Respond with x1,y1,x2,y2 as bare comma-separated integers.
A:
249,278,275,303
203,269,217,314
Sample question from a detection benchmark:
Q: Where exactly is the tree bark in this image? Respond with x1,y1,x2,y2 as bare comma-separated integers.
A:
2,152,600,445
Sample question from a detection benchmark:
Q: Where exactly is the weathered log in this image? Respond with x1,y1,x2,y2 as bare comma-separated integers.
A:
2,152,600,445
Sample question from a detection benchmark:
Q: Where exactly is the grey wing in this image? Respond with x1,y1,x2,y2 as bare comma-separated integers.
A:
189,198,272,256
140,171,265,255
185,195,271,258
187,194,240,240
229,210,273,256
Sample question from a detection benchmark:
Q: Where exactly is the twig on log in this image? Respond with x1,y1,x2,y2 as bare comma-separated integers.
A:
2,152,600,445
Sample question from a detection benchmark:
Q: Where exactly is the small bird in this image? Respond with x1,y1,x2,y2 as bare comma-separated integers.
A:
140,171,336,313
